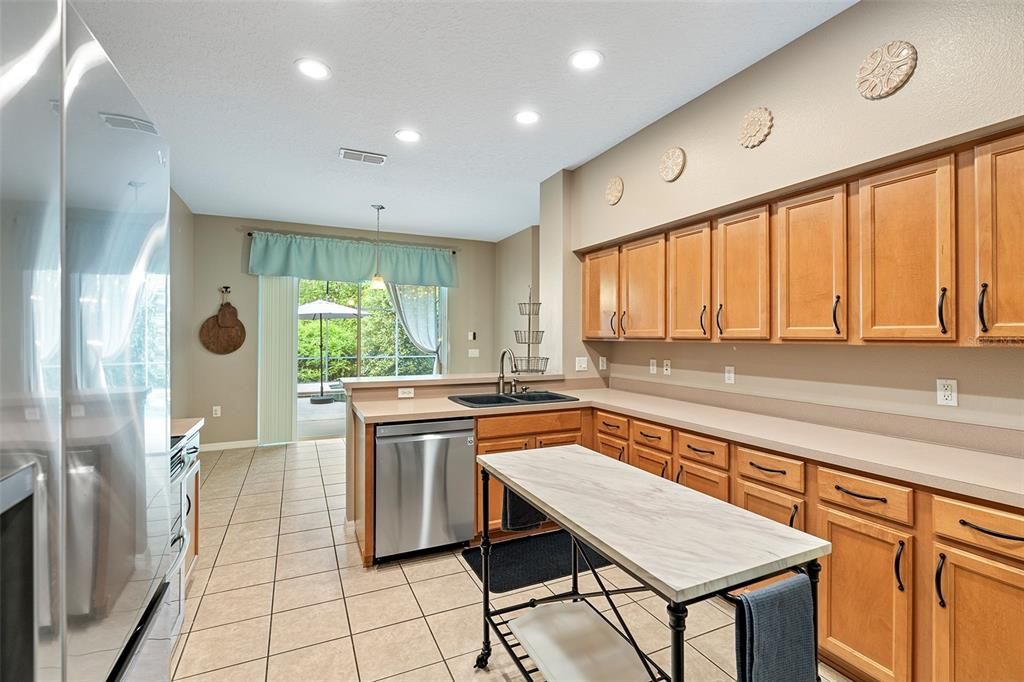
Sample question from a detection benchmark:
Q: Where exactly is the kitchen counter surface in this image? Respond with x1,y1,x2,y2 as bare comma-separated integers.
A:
341,372,565,391
171,417,205,441
480,445,830,603
354,387,1024,508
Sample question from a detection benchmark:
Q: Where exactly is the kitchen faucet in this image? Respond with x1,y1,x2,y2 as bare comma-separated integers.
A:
497,348,518,394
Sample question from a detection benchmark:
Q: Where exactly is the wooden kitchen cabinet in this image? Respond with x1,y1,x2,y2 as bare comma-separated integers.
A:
818,506,913,682
630,443,673,480
619,235,667,338
714,205,770,339
974,132,1024,339
475,436,534,534
931,544,1024,682
735,479,804,530
536,432,582,448
668,224,712,339
775,186,847,339
675,459,730,502
582,247,621,339
858,155,956,340
595,433,627,462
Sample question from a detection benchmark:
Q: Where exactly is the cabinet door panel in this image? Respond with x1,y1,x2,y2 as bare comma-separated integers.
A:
668,224,712,339
676,460,729,502
736,479,804,530
715,206,770,339
620,235,666,338
859,155,955,340
476,437,534,533
818,506,912,682
595,434,627,462
975,132,1024,338
776,186,847,339
629,443,672,480
535,432,581,448
932,544,1024,682
582,248,620,339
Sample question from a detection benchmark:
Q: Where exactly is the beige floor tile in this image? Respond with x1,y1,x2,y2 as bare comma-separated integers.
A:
269,599,349,654
175,616,270,678
223,518,280,543
637,596,732,639
281,497,327,517
235,492,282,509
279,510,330,535
322,474,346,486
201,498,237,515
216,536,279,566
175,658,267,682
327,495,346,510
489,585,553,619
229,504,281,524
273,570,343,612
199,525,227,548
410,572,481,615
243,471,284,484
384,662,452,682
335,542,363,569
446,646,517,682
192,583,274,631
182,597,200,632
324,483,346,497
199,510,233,529
276,547,338,581
200,487,242,501
401,554,465,583
546,573,631,611
609,602,671,654
353,618,442,682
332,524,357,545
282,485,324,502
340,563,406,596
425,604,481,659
346,584,422,633
277,527,333,555
206,557,277,594
649,643,733,681
819,661,855,682
188,569,211,598
267,637,357,682
240,480,283,495
689,624,736,678
282,473,321,487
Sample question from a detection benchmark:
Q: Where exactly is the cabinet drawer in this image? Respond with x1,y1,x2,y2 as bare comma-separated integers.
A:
933,496,1024,561
736,447,804,493
818,468,913,525
736,479,804,530
630,419,672,454
595,434,628,462
630,443,673,479
676,431,729,471
677,460,730,503
595,411,628,437
476,410,581,440
536,432,581,449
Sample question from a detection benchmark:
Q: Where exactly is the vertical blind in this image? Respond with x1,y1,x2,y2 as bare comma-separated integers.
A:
258,276,298,444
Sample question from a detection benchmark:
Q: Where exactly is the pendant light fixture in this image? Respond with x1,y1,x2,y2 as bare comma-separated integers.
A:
370,204,386,289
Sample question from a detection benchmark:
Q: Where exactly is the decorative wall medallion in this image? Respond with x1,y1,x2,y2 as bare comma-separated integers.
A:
739,107,773,148
659,147,686,182
856,40,917,100
605,176,624,205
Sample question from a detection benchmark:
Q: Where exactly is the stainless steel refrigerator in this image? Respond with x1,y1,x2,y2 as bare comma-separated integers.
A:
1,1,179,679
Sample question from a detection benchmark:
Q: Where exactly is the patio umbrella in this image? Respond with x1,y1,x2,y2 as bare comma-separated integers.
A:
298,299,363,404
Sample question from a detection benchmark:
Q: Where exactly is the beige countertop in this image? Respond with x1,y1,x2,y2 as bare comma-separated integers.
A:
341,372,565,391
353,387,1024,508
171,417,205,440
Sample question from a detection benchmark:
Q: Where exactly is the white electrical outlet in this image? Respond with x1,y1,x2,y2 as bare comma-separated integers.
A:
649,359,657,375
724,366,735,384
398,387,415,399
212,405,221,417
467,331,476,341
575,357,588,371
663,359,671,376
937,378,958,406
599,356,607,371
467,348,480,358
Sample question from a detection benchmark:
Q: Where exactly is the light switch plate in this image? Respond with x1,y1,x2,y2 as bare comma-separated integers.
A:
937,378,958,406
212,405,222,417
398,387,415,399
467,348,480,358
663,360,671,376
724,366,735,384
599,356,607,371
649,359,657,375
575,357,588,371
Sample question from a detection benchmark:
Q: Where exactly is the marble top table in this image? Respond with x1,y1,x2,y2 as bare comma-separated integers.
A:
478,444,832,604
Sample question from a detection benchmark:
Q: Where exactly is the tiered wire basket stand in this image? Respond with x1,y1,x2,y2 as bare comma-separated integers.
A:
514,287,548,374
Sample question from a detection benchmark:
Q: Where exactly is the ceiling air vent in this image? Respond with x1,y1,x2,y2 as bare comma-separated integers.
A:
99,112,159,135
339,147,387,165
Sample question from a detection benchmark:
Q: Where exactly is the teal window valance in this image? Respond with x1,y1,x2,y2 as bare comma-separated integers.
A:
247,231,457,288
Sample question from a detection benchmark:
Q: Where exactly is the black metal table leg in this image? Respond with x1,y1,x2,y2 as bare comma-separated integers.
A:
570,535,580,598
474,468,492,670
807,559,822,681
667,602,688,680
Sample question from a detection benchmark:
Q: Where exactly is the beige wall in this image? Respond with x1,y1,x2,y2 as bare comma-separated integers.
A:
188,214,497,444
494,225,539,351
568,0,1024,250
169,190,194,419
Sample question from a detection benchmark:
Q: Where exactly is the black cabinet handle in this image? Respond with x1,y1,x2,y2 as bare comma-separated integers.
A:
977,283,989,333
186,446,199,455
675,464,684,483
935,553,947,607
937,287,948,334
185,494,192,517
832,295,841,335
749,460,786,475
601,421,620,430
788,504,799,528
686,444,715,456
834,484,888,504
609,312,617,335
616,446,625,462
959,518,1024,542
699,305,707,335
894,540,906,592
620,310,626,335
716,303,724,335
659,461,667,477
640,431,662,441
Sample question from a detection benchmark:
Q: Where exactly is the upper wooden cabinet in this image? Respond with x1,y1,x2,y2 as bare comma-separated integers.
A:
619,235,666,338
582,247,621,339
668,224,712,339
858,155,956,340
775,187,847,339
715,206,770,339
975,132,1024,339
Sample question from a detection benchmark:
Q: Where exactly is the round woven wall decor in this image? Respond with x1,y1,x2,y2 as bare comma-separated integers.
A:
605,176,624,205
659,147,686,182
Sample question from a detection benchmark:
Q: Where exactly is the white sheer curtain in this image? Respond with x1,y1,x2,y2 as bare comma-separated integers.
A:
386,283,442,373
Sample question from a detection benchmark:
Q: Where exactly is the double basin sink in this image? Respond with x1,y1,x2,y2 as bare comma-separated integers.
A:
449,391,579,408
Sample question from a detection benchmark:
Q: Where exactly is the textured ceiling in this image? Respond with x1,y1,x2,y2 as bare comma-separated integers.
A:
74,0,855,241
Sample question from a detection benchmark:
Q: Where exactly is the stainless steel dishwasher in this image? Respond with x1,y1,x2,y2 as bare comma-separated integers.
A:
374,419,476,559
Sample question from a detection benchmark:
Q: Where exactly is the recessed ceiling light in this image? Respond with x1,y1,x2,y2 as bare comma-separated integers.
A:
515,110,540,125
570,49,603,71
394,129,421,143
295,58,331,80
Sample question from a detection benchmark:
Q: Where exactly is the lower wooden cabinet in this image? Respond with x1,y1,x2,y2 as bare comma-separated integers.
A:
536,431,582,448
676,460,730,502
931,544,1024,682
475,436,534,534
735,479,804,530
629,443,672,479
595,433,627,462
818,506,912,682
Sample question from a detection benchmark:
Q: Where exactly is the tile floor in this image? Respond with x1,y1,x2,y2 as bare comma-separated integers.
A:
174,438,852,682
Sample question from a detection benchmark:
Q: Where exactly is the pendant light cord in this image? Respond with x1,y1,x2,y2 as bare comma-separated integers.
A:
372,204,384,274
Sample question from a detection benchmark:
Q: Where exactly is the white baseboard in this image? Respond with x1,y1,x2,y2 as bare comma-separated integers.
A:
199,439,259,452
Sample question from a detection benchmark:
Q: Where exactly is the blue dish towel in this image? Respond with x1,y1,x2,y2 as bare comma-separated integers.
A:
735,573,817,682
501,487,546,531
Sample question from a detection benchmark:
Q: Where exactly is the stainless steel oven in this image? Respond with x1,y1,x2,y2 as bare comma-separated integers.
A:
0,464,38,681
